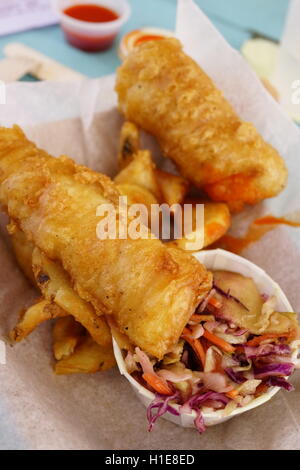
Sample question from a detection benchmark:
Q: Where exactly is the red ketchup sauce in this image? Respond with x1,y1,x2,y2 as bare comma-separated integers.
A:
214,215,300,254
64,4,119,22
63,4,119,52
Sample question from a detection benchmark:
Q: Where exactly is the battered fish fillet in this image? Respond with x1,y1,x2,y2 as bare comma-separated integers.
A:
116,39,288,207
0,126,212,359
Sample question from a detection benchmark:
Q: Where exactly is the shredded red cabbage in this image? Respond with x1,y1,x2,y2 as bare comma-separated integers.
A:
265,376,294,392
147,393,180,432
213,283,250,311
137,280,298,435
180,391,229,433
244,343,291,359
184,391,230,411
224,367,246,384
147,391,229,433
231,328,249,336
232,352,249,367
194,409,206,434
197,288,215,313
254,362,295,379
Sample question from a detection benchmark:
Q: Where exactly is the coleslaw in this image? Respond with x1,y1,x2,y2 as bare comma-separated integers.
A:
123,270,300,433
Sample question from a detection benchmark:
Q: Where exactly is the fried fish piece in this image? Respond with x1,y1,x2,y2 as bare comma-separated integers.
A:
9,222,36,285
116,39,288,207
0,126,212,359
9,222,112,348
32,247,112,348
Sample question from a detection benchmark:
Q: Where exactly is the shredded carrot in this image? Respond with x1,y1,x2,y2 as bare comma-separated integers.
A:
245,331,295,347
181,328,206,367
208,297,222,309
142,373,173,395
226,389,239,399
192,338,206,367
190,314,215,323
203,330,235,354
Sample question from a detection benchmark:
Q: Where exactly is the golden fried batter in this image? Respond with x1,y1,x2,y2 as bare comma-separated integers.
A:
0,126,212,359
116,39,288,207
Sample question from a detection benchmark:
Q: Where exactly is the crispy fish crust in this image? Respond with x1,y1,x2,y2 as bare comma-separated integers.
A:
116,39,288,207
0,126,212,359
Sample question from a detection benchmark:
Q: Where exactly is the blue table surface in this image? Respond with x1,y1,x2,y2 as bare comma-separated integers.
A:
0,0,291,79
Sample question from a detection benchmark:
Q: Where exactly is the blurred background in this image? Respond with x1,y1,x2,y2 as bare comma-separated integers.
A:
0,0,299,120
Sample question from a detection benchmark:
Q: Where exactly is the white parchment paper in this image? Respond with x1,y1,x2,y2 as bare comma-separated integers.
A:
0,0,299,450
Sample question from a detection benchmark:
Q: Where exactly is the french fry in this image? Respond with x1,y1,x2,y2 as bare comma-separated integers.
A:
116,183,158,219
118,121,140,169
114,150,162,201
116,183,162,234
167,202,231,252
155,170,189,206
32,248,112,348
10,299,66,342
53,316,85,360
54,335,116,375
106,316,134,352
204,202,231,246
9,224,36,285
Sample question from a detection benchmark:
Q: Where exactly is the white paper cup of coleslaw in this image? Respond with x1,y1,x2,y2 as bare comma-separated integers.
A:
113,249,299,428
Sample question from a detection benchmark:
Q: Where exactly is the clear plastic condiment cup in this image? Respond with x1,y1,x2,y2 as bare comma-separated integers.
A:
53,0,131,52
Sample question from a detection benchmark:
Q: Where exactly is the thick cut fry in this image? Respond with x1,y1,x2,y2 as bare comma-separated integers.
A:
116,39,288,207
107,317,134,352
10,299,66,342
202,202,231,247
155,170,189,207
167,202,231,252
9,223,36,285
118,121,140,169
116,183,160,230
114,149,162,201
0,126,212,359
53,316,85,360
54,335,116,375
116,183,158,210
32,247,112,348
